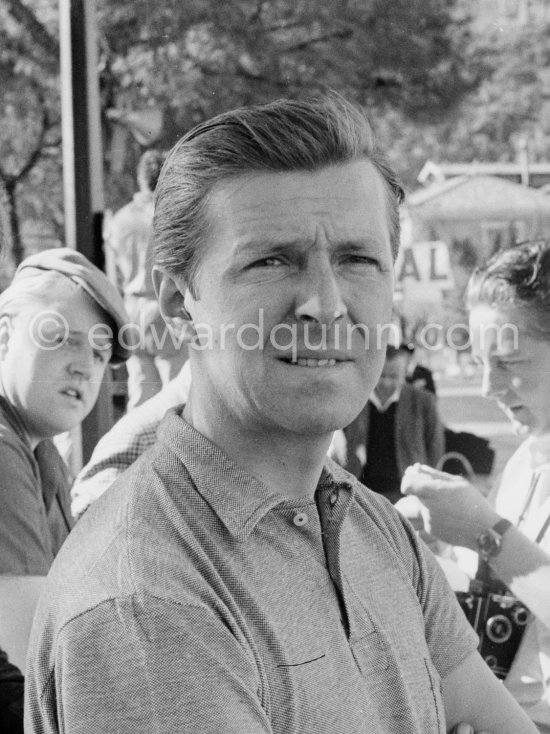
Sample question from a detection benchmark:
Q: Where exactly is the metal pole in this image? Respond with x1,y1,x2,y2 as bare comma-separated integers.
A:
59,0,114,466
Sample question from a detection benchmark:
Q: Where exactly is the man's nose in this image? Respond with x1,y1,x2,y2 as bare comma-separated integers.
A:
480,363,509,399
68,348,94,379
294,258,347,325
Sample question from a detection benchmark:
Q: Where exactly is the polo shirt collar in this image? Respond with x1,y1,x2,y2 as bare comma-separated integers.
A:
157,410,354,541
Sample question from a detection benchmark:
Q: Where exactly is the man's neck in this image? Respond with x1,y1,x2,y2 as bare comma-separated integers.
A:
183,395,331,500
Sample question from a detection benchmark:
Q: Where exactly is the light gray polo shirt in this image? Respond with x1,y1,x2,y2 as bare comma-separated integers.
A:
25,410,478,734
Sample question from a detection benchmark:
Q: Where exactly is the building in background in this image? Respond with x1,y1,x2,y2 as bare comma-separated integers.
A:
395,174,550,368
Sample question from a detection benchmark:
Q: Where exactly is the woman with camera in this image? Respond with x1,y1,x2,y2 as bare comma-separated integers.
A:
399,240,550,733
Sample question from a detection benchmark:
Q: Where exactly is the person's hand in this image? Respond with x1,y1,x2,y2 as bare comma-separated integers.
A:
394,494,426,531
449,724,490,734
400,463,499,549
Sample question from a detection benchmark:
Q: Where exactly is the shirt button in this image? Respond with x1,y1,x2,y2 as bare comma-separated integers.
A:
329,491,339,506
293,512,308,527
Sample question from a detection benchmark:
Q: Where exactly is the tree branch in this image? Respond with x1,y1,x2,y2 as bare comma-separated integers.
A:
283,27,354,52
187,56,316,90
0,30,53,70
0,92,52,183
4,0,59,62
247,0,267,25
15,110,50,180
265,19,307,32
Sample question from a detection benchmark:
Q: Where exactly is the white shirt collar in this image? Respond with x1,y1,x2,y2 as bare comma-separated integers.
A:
369,388,401,413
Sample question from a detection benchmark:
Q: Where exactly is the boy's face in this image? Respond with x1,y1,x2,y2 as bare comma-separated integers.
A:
0,287,113,444
374,354,407,404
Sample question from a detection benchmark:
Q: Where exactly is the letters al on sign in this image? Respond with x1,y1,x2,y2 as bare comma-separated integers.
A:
395,241,454,303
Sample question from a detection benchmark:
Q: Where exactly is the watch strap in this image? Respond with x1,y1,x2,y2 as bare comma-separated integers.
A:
492,518,513,538
476,518,513,564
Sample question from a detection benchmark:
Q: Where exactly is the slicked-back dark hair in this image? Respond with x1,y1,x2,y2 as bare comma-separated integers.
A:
466,240,550,339
153,94,404,296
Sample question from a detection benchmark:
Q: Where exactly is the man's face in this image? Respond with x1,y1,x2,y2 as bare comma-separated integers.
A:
470,303,550,437
374,354,407,404
183,160,394,438
0,288,112,443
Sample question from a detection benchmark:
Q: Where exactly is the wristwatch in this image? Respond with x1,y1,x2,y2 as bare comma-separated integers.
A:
476,518,513,563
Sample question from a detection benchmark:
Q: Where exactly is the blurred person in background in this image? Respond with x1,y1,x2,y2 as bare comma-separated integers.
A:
333,344,445,504
400,240,550,733
105,149,188,409
0,248,128,731
403,341,437,395
70,360,191,519
0,248,128,575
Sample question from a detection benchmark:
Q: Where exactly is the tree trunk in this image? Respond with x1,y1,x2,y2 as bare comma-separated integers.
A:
3,180,24,266
0,179,13,262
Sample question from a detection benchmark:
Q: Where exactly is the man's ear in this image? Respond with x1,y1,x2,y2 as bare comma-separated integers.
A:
0,315,12,360
152,267,194,333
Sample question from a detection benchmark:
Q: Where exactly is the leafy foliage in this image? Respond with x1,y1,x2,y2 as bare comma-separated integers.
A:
2,0,549,271
0,0,60,265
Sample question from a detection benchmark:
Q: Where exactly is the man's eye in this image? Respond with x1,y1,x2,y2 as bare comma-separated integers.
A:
343,254,382,269
249,257,285,268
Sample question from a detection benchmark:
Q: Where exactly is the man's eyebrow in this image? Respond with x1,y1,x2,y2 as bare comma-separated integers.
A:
234,238,308,254
234,237,382,254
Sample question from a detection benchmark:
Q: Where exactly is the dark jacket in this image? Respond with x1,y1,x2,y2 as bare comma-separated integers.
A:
335,383,445,479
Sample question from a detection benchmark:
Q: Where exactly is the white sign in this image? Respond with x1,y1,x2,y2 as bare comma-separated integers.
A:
395,241,454,302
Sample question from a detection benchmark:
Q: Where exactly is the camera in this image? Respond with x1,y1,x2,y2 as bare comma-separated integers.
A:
456,590,530,679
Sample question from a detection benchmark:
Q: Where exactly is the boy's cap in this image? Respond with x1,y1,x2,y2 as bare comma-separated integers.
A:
15,248,132,364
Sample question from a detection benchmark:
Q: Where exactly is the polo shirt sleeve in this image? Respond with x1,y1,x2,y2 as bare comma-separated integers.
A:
0,430,53,575
26,596,273,734
413,529,479,680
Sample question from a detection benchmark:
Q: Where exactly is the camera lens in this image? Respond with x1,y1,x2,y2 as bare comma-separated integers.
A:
485,614,512,643
511,606,529,626
484,654,499,670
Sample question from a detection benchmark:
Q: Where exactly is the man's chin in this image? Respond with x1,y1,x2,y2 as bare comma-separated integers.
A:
286,412,355,438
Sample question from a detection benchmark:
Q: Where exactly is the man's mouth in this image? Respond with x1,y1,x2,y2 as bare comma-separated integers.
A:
499,402,529,424
61,387,83,401
290,357,338,368
278,352,350,367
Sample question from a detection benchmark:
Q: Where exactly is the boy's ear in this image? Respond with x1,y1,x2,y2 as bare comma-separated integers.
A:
152,267,194,335
0,315,12,360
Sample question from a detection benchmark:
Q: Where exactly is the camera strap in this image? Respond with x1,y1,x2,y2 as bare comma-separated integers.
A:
517,470,541,528
517,469,550,545
535,513,550,545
